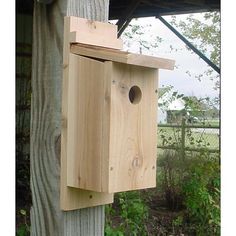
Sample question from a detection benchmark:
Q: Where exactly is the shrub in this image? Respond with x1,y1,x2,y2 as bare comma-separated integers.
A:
105,191,148,236
158,149,220,235
158,150,185,211
182,152,220,235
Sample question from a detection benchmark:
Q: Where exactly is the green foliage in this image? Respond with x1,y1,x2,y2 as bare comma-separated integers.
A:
183,95,219,120
171,215,184,234
158,149,220,235
16,209,30,236
105,191,148,236
171,12,220,67
170,12,220,91
172,215,183,227
122,19,163,54
158,150,185,211
158,86,219,128
158,105,220,234
16,225,29,236
182,153,220,235
105,225,124,236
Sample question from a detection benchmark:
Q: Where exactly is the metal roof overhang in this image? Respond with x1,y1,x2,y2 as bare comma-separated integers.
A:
109,0,220,20
16,0,220,18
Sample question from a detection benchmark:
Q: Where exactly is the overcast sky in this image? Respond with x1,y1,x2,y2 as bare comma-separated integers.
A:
115,13,219,99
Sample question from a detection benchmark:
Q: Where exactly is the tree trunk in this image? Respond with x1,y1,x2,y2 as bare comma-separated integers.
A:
30,0,109,235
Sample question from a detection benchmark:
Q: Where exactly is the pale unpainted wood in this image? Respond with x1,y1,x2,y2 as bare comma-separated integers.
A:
71,43,175,70
68,16,118,36
64,58,158,193
66,16,123,49
66,54,105,191
61,15,123,206
108,62,158,193
61,53,113,207
30,0,109,235
101,61,113,192
63,54,112,194
70,31,123,49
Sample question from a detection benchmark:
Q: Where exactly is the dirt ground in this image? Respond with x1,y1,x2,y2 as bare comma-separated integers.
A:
17,192,192,236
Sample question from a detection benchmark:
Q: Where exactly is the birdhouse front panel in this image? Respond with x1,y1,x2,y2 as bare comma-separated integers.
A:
108,62,158,193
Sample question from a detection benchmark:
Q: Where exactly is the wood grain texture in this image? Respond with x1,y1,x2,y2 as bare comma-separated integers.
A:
65,58,158,193
71,43,175,70
61,53,113,208
66,54,106,191
62,55,112,193
61,15,123,207
30,0,109,235
67,16,123,49
108,63,158,193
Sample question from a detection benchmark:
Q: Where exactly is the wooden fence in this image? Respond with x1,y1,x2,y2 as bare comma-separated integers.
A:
157,118,220,156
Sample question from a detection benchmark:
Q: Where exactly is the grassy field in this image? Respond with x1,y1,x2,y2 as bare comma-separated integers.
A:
208,121,220,126
157,125,219,151
202,119,220,126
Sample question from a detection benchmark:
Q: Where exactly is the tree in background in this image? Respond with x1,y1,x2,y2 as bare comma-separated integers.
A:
121,12,220,110
121,19,163,55
172,12,220,117
170,12,220,91
171,12,220,67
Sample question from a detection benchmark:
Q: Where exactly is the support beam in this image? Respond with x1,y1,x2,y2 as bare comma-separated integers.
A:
157,16,220,74
30,0,109,235
116,0,141,37
118,18,132,37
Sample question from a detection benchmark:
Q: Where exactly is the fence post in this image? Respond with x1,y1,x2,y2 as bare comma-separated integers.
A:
181,117,186,160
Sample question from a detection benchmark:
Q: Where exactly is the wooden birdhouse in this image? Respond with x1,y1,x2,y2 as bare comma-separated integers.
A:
61,16,175,210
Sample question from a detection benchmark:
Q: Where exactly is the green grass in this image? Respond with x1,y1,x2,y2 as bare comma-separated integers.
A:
157,126,219,151
185,132,219,149
196,119,219,126
207,120,220,126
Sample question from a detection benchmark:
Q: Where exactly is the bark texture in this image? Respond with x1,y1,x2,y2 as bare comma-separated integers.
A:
30,0,109,235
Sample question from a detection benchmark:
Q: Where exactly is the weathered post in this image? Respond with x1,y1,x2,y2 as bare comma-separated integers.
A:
30,0,109,235
181,117,186,160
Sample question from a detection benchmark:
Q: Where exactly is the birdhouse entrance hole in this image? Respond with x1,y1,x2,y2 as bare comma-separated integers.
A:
128,86,142,104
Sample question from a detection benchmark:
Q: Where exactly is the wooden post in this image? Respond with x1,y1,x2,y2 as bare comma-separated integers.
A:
30,0,109,235
181,117,186,160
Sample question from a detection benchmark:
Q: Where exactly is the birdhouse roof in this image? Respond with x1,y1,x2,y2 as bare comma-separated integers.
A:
70,43,175,70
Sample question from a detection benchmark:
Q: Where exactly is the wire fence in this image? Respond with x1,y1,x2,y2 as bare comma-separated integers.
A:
157,118,220,155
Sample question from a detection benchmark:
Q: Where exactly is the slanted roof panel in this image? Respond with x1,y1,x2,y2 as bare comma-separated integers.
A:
71,43,175,70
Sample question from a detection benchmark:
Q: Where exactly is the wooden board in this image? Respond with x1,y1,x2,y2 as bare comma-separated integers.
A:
61,17,114,211
70,43,175,70
64,57,158,193
66,54,110,193
66,16,123,49
108,62,158,193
